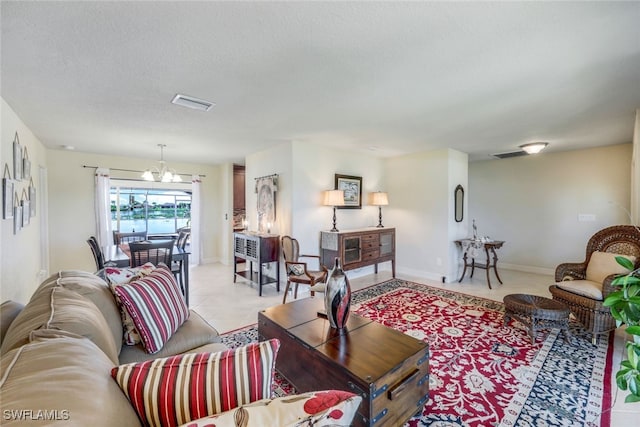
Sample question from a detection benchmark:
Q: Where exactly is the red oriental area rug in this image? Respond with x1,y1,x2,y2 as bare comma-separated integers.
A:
221,279,613,427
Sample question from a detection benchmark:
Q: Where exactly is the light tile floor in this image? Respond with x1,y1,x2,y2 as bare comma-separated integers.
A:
188,263,639,425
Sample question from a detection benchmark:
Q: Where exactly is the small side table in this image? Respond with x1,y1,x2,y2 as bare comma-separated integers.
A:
503,294,571,344
233,232,280,296
455,239,505,289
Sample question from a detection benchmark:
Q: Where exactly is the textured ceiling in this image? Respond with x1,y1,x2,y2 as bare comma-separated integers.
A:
1,1,639,164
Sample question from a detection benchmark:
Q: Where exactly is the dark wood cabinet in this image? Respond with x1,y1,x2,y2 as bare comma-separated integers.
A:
233,232,280,296
320,228,395,276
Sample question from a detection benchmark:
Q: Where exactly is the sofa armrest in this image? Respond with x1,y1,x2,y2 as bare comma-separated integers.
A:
118,310,222,364
555,262,587,282
0,300,24,346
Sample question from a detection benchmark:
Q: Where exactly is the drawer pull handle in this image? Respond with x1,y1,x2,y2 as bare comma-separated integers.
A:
387,368,419,401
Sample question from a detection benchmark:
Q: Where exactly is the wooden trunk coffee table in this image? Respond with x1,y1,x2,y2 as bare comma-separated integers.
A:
258,297,429,427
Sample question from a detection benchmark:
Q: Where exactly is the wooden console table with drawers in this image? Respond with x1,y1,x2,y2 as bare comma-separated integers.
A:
320,227,395,276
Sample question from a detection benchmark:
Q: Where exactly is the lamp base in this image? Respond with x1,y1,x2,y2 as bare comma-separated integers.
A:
376,206,384,228
330,206,339,232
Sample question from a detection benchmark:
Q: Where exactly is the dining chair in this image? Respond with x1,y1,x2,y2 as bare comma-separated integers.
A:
87,236,117,271
128,240,174,268
113,231,148,245
281,235,328,304
87,237,106,271
171,229,191,293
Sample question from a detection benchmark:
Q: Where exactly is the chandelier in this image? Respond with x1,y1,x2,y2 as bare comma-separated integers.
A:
141,144,182,183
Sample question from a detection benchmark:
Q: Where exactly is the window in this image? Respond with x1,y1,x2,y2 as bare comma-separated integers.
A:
110,187,191,234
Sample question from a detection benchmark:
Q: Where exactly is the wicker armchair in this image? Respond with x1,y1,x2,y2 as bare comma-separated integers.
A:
549,225,640,342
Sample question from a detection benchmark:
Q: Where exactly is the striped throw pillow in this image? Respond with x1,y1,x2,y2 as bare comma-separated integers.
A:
112,266,188,354
111,339,281,427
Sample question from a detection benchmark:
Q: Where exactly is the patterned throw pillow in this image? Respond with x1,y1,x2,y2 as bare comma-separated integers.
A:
112,266,189,354
107,263,157,346
111,339,281,427
179,390,362,427
105,262,157,284
288,263,305,276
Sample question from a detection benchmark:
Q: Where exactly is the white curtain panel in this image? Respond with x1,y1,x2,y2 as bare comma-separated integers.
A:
94,168,113,246
190,175,202,265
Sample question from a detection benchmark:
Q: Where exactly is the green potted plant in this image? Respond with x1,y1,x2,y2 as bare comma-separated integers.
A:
603,256,640,403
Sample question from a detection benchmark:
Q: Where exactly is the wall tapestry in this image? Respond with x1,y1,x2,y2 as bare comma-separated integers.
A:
255,174,278,233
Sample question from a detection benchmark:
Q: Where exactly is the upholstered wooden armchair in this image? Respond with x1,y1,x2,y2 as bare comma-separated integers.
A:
281,235,328,304
549,225,640,342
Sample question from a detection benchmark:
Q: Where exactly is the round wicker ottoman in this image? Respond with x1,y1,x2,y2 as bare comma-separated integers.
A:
503,294,571,344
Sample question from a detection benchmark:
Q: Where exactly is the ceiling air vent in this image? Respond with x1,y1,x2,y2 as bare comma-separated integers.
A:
492,150,528,159
171,94,215,112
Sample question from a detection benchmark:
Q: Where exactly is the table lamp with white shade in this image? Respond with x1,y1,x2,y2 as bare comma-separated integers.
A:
323,190,345,232
371,191,389,228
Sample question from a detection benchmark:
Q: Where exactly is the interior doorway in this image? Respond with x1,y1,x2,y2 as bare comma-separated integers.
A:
233,164,246,231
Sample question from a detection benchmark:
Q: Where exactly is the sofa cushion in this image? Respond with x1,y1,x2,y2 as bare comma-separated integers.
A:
0,286,119,363
586,251,636,284
556,279,604,300
112,266,189,354
0,332,141,427
0,301,24,347
118,310,223,364
179,390,362,427
111,339,280,427
33,271,123,354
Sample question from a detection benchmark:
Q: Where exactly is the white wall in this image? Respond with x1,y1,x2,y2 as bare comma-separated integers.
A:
245,141,293,238
244,141,385,274
46,150,224,272
447,149,469,280
1,99,48,303
385,149,468,282
468,143,633,273
632,110,639,224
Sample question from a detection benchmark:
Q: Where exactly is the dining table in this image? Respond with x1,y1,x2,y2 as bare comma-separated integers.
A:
103,240,191,305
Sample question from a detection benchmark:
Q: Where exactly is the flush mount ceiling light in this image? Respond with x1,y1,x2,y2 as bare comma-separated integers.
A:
171,94,215,111
520,142,549,154
142,144,182,183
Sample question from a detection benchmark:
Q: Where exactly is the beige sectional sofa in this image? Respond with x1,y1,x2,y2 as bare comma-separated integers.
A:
0,269,362,427
0,270,227,426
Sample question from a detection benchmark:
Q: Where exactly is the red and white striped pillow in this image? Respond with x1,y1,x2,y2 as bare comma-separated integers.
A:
111,339,281,427
112,266,188,354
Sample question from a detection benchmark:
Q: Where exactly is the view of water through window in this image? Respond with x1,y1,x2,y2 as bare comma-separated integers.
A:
110,187,191,234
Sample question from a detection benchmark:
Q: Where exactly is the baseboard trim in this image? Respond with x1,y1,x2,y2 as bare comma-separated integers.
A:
397,263,554,284
499,263,554,276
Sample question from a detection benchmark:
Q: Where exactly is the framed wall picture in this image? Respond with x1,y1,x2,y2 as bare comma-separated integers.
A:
22,147,31,181
335,174,362,209
21,200,30,227
14,205,22,234
13,134,22,181
29,184,36,217
3,178,14,219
